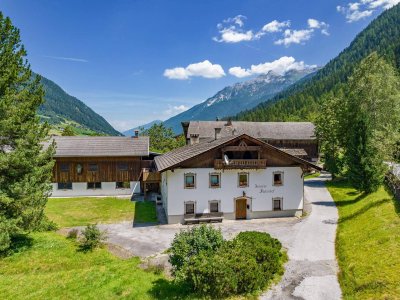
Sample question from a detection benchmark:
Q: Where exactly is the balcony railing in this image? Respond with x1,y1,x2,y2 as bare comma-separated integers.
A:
214,159,267,169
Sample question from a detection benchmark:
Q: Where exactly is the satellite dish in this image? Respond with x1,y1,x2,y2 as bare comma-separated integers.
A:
223,154,230,165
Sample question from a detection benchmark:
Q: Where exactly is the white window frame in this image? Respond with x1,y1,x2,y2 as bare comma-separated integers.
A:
184,173,196,189
273,171,284,186
184,201,196,215
238,172,249,188
209,172,221,188
272,197,283,211
209,200,220,213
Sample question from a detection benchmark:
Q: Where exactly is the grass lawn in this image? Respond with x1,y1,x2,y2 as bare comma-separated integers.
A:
46,197,157,227
304,172,320,180
327,181,400,299
0,232,193,300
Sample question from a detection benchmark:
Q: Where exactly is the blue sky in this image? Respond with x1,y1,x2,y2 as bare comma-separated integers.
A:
1,0,396,131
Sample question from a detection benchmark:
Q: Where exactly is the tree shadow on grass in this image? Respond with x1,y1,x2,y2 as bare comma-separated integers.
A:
339,198,391,223
148,278,196,300
1,234,34,257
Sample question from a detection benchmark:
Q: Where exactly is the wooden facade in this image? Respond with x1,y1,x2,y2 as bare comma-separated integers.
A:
264,139,318,160
52,156,153,183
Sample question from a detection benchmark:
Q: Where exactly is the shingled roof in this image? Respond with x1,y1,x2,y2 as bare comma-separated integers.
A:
155,134,321,172
185,121,316,140
45,136,149,157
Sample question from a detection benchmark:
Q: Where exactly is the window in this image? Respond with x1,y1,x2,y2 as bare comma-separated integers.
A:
87,182,102,189
88,164,99,172
273,172,283,186
60,163,70,172
238,172,249,188
57,182,72,190
209,200,219,213
116,181,130,189
273,198,282,211
209,173,221,188
185,201,195,214
184,173,196,189
117,163,129,171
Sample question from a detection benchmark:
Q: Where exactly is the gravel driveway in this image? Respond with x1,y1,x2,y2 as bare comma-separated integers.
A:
95,172,341,300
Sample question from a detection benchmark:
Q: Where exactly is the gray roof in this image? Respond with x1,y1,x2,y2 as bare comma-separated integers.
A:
280,148,308,156
45,136,149,157
155,134,320,172
186,121,316,140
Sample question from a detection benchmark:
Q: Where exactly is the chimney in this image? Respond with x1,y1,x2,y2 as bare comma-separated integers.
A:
214,127,222,140
226,118,232,126
189,134,199,145
133,130,139,138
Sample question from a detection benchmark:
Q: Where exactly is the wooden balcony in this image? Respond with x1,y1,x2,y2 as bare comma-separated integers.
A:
142,168,161,182
214,159,267,170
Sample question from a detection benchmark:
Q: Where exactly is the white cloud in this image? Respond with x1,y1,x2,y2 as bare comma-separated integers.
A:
275,29,314,46
163,60,225,80
43,55,88,63
164,105,189,116
337,0,399,22
307,18,330,35
261,20,290,33
213,15,255,43
229,56,317,78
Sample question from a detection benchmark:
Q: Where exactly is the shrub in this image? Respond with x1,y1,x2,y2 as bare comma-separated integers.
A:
177,231,285,297
79,224,107,251
36,216,59,232
67,229,79,240
169,224,223,279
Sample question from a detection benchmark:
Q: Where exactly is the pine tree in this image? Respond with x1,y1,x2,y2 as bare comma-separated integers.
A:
344,53,400,193
61,125,76,136
0,13,54,252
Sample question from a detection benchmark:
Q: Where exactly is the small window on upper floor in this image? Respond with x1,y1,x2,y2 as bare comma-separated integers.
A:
88,164,99,172
60,163,70,172
209,173,221,188
238,172,249,188
273,172,283,186
184,173,196,189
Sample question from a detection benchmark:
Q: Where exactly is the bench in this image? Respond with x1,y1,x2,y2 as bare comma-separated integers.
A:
184,212,224,224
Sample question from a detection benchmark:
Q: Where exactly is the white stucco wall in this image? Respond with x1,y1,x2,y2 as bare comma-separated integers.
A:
50,181,140,197
162,167,303,218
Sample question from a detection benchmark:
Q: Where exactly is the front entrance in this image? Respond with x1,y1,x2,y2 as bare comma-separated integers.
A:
235,198,247,219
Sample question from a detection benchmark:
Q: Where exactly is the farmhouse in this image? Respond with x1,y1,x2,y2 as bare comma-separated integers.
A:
154,133,321,224
47,134,156,197
182,121,318,161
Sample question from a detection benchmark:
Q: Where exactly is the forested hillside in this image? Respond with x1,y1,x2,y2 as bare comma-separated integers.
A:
37,74,121,136
234,4,400,122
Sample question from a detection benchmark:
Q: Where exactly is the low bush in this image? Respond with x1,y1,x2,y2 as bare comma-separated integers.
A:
36,216,59,232
169,228,285,298
169,224,223,279
79,224,107,251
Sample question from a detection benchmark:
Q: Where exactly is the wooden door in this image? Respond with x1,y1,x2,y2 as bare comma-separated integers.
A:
236,198,247,219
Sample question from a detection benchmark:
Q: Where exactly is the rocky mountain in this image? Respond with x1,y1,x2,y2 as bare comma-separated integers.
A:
122,120,162,136
37,74,121,136
234,3,400,122
163,68,318,133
